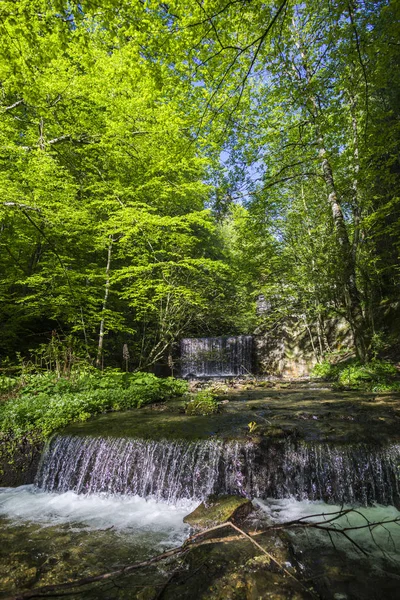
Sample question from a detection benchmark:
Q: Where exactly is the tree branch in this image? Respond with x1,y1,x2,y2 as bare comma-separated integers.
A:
3,202,40,212
3,99,24,111
6,508,399,600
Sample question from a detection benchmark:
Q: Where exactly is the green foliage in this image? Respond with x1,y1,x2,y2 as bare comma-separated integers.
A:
0,376,18,395
185,391,219,416
311,362,341,381
0,0,400,369
0,372,188,439
0,3,252,368
311,359,398,391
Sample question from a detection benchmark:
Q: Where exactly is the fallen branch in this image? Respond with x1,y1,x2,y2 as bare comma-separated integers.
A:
6,521,311,600
6,547,190,600
6,508,399,600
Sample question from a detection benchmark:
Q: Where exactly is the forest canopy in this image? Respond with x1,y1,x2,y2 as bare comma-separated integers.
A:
0,0,399,370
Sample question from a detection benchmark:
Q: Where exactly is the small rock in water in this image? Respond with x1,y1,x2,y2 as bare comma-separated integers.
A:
183,495,253,530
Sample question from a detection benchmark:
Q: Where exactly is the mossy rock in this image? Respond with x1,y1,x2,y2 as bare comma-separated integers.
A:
184,495,253,530
161,531,312,600
136,586,158,600
264,426,287,438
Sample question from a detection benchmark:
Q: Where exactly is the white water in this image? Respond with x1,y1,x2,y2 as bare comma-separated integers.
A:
36,436,258,501
0,485,195,538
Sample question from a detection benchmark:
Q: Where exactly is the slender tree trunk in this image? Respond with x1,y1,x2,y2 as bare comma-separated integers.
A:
315,313,324,357
318,314,331,353
96,236,113,369
291,21,368,361
301,185,324,359
303,314,319,361
349,93,361,262
317,134,368,361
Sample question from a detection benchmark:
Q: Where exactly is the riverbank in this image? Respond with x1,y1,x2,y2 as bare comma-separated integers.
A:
0,372,188,487
64,382,400,445
2,378,400,599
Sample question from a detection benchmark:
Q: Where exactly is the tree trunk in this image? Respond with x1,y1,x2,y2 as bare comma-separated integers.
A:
291,21,369,361
96,237,113,369
317,135,368,361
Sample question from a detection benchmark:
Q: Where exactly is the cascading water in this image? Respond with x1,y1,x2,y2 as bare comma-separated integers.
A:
36,434,400,506
180,336,253,377
36,436,255,502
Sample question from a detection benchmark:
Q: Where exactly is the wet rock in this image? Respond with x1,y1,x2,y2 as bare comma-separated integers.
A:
207,569,309,600
136,586,158,600
184,495,254,530
0,435,44,487
263,426,287,438
162,529,313,600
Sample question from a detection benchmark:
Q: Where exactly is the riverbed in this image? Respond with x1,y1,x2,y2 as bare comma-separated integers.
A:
1,487,400,599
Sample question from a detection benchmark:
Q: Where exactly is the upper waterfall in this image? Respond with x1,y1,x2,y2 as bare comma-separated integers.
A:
180,335,253,377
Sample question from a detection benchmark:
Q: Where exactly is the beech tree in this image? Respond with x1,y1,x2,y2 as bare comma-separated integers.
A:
162,0,400,361
0,3,248,367
0,0,399,367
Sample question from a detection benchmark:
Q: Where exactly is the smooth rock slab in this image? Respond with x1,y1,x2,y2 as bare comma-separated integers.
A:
183,495,253,530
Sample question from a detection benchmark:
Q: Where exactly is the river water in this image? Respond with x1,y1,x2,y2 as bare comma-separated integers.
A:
1,485,400,599
0,485,194,598
2,385,400,598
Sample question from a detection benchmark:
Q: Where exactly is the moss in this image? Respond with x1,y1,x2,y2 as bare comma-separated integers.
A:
183,495,253,530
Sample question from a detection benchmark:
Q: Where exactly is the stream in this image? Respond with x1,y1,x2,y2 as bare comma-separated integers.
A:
2,385,400,598
1,487,400,599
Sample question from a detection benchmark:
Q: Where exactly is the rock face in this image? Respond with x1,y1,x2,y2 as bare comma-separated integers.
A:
0,437,43,487
254,316,352,377
183,495,254,530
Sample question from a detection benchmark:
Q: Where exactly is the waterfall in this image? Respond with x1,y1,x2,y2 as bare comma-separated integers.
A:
36,436,254,503
180,336,253,377
36,435,400,506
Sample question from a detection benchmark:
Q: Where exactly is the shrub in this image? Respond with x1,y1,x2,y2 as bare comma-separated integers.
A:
0,376,18,396
312,359,398,390
311,361,340,380
337,360,397,388
0,372,188,439
185,391,219,416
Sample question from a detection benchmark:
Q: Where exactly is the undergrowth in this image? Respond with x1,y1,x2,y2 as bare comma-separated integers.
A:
0,371,188,444
185,390,219,416
311,359,400,391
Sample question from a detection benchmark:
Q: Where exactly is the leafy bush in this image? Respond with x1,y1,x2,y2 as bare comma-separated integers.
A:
311,361,340,380
0,372,188,439
185,391,219,416
0,376,18,396
312,359,398,390
337,360,397,388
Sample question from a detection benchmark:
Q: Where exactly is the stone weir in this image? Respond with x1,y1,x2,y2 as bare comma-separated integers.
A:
36,434,400,507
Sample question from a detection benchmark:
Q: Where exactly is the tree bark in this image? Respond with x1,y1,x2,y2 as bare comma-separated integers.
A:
317,135,368,361
96,237,113,369
291,20,369,361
